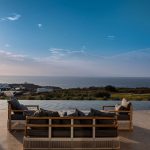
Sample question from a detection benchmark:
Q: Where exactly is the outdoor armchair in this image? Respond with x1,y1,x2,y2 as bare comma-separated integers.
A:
7,98,39,131
102,99,133,131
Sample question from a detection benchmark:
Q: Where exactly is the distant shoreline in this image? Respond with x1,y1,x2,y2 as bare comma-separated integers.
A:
0,83,150,101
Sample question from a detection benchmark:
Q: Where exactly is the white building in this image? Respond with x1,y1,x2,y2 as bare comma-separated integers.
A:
3,91,14,97
36,87,53,93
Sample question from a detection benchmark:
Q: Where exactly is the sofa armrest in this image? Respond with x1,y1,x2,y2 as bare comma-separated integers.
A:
102,106,132,116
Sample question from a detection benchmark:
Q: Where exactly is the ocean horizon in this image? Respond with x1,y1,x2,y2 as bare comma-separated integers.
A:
0,76,150,89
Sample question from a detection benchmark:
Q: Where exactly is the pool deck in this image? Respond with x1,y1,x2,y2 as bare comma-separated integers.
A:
0,109,150,150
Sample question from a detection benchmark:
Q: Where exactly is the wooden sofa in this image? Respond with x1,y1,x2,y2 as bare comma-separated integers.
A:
102,104,133,131
23,115,120,150
7,101,39,131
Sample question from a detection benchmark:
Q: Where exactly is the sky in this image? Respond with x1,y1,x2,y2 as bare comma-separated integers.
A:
0,0,150,77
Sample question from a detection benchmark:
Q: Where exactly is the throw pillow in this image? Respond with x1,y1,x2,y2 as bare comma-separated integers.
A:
8,97,22,110
88,108,115,124
8,97,27,114
67,109,85,124
121,98,130,108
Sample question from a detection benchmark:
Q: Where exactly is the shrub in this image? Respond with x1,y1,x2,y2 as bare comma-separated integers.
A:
105,85,117,92
94,91,111,98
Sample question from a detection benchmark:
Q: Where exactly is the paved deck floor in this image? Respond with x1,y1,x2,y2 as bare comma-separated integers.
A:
0,110,150,150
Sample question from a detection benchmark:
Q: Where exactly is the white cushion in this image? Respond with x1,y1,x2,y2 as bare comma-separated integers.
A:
115,104,121,111
121,98,129,108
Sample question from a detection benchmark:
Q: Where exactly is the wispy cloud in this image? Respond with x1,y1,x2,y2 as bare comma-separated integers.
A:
0,13,21,21
0,50,26,61
48,48,85,60
105,35,116,40
104,48,150,60
0,48,150,77
38,23,42,28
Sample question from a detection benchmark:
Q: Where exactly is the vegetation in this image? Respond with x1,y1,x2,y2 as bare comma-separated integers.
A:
1,84,150,100
111,93,150,101
19,86,150,101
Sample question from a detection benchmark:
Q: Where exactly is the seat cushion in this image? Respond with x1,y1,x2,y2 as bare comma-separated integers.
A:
95,127,117,137
117,114,130,120
74,128,92,137
27,129,48,137
11,114,26,120
52,128,71,137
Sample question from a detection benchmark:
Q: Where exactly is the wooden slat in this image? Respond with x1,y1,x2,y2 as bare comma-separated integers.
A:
26,116,116,120
27,124,117,128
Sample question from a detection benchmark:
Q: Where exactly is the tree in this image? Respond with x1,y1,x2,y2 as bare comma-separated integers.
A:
105,85,117,92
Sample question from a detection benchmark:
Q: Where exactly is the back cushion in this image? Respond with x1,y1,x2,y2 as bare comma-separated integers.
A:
116,104,131,115
8,98,22,110
68,109,85,117
38,108,60,124
88,108,115,124
8,98,28,114
88,108,115,117
67,109,85,124
121,98,130,108
28,109,55,130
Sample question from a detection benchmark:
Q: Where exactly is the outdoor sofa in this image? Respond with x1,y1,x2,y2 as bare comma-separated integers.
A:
103,98,133,131
23,108,120,150
7,98,39,131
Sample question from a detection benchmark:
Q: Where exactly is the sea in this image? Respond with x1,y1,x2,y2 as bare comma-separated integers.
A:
0,76,150,88
0,76,150,110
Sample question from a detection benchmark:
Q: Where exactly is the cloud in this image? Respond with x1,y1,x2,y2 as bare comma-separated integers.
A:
48,48,85,60
95,48,150,77
0,49,93,76
0,48,150,77
104,48,150,60
105,35,116,40
0,50,26,61
0,13,21,21
38,23,42,28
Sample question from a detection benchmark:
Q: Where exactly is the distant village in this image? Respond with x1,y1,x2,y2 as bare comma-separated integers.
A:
0,83,61,98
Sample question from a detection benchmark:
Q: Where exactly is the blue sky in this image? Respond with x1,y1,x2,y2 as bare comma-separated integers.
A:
0,0,150,77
